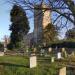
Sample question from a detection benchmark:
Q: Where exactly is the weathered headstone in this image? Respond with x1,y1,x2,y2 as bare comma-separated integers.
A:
71,51,75,56
48,47,52,53
26,46,29,53
43,42,46,47
4,47,7,52
33,47,37,52
64,51,67,58
30,56,37,68
51,57,55,62
59,67,66,75
62,48,65,52
0,52,4,56
57,52,61,59
61,48,67,58
40,49,45,56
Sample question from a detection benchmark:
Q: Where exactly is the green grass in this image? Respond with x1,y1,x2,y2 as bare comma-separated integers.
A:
0,55,59,75
0,55,75,75
1,55,73,75
0,56,29,65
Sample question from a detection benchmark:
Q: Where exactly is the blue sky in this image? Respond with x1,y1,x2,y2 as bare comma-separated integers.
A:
0,0,34,41
0,0,12,41
0,0,74,41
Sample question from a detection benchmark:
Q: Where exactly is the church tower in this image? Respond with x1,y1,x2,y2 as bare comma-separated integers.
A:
34,4,51,44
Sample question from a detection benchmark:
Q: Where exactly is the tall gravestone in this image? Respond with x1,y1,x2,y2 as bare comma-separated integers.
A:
51,57,55,62
57,52,62,59
62,48,67,58
30,56,37,68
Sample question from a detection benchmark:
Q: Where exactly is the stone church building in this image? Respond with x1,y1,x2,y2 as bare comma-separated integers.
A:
24,4,51,47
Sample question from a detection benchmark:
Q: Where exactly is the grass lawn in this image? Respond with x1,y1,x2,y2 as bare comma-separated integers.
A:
0,55,29,66
0,55,73,75
0,55,59,75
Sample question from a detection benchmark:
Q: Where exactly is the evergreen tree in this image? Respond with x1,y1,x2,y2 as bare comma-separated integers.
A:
8,5,30,49
0,42,4,50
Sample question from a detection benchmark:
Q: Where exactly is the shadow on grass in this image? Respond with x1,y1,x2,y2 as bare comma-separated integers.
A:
0,62,29,68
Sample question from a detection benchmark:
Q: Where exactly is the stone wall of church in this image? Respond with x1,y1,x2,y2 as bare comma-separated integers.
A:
34,4,51,44
34,5,43,44
24,4,51,46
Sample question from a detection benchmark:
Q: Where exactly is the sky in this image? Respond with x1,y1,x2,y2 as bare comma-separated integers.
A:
0,0,12,41
0,0,74,41
0,0,34,42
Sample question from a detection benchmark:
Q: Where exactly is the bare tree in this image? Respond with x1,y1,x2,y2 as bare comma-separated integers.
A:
8,0,75,37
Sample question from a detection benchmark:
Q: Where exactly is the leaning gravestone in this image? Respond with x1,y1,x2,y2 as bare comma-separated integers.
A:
30,55,37,68
59,67,66,75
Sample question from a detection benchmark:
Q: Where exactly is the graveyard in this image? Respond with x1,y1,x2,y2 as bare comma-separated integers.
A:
0,47,75,75
0,38,75,75
0,32,75,75
0,0,75,75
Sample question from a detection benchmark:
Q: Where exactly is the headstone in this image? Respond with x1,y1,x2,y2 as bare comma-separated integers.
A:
71,51,75,56
43,42,46,47
48,47,52,53
26,50,28,53
26,46,29,53
62,48,65,52
41,49,45,53
0,52,4,56
61,48,67,58
4,48,7,52
57,52,61,59
64,51,67,58
30,56,37,68
40,49,45,56
51,57,55,62
59,67,66,75
33,47,37,52
26,48,28,53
